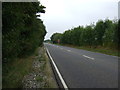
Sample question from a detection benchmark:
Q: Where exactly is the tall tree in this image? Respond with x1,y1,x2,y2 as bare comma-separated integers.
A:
2,2,46,63
94,20,105,46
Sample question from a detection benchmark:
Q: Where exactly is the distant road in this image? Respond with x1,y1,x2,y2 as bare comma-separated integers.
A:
45,43,118,88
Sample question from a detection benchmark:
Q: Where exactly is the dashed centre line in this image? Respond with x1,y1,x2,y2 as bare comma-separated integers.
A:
67,50,71,52
52,45,95,61
83,55,94,60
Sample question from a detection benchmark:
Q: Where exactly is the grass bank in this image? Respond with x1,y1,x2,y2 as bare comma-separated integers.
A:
3,46,57,88
3,54,35,88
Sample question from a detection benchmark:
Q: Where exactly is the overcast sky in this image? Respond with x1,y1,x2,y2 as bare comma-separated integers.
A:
39,0,119,40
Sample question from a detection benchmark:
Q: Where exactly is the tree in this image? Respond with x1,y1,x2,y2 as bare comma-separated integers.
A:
51,19,118,50
103,20,114,47
2,2,46,63
51,33,62,44
94,20,106,46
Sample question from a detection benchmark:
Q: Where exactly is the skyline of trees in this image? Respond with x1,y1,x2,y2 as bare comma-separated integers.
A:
51,19,118,49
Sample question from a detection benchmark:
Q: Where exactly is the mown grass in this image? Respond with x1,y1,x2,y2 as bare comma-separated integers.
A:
57,44,119,57
2,48,39,88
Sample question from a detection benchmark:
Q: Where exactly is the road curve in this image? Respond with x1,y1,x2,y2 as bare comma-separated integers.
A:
45,43,118,88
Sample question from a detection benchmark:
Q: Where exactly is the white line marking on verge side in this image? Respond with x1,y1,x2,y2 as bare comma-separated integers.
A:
83,55,94,60
46,47,68,90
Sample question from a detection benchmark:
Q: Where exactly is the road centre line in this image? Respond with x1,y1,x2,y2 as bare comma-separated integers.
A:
67,50,71,52
45,47,68,90
83,55,94,60
54,45,95,60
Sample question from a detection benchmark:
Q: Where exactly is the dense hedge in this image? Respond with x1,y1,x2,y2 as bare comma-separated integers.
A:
3,2,46,63
51,19,119,49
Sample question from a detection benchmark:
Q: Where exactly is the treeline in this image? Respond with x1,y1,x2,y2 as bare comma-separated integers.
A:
51,19,119,49
3,2,46,63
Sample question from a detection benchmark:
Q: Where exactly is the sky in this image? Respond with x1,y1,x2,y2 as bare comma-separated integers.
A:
39,0,119,40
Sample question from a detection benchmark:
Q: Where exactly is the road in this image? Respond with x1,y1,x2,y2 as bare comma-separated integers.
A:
45,43,118,88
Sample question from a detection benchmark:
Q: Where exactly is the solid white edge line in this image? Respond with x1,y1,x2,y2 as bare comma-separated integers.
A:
45,47,69,90
83,55,94,60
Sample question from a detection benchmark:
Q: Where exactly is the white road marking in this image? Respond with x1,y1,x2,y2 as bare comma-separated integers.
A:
45,47,68,90
67,50,71,52
83,55,94,60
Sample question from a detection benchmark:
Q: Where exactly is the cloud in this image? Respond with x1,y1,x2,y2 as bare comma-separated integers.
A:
39,0,118,40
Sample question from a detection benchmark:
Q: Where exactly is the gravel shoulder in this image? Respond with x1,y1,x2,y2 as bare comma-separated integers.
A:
22,46,58,88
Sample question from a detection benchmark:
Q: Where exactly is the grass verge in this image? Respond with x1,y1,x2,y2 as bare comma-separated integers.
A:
3,55,35,88
3,46,58,88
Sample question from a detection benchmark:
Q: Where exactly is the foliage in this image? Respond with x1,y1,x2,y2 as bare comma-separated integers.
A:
51,19,118,50
3,2,46,62
44,39,52,43
51,33,62,43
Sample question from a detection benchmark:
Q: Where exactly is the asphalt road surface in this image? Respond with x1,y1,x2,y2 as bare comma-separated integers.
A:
45,43,118,88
